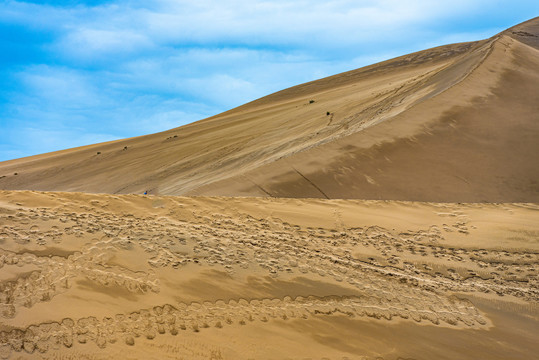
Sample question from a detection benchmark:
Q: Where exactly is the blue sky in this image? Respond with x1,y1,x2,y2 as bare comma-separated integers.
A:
0,1,538,161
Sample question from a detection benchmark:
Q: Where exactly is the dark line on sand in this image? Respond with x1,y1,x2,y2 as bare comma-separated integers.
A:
291,166,330,199
247,178,273,197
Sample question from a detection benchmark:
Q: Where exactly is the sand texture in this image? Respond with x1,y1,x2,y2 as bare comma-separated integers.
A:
0,17,538,360
0,191,538,359
0,18,538,202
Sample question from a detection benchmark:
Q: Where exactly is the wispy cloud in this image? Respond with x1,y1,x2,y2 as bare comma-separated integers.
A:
58,28,153,59
0,0,538,160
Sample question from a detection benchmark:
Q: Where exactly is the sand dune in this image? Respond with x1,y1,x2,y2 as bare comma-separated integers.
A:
1,18,537,202
0,191,538,359
0,17,538,360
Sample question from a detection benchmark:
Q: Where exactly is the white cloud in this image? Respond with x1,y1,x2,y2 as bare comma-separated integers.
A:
58,28,152,58
18,66,101,108
1,0,496,57
138,0,490,46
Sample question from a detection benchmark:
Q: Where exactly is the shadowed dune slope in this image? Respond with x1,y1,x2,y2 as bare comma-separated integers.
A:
1,18,538,202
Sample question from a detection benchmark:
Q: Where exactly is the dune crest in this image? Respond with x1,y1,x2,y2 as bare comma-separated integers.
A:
1,18,538,202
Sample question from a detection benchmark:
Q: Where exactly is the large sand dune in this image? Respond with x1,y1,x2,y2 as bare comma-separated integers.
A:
1,18,538,202
0,17,538,360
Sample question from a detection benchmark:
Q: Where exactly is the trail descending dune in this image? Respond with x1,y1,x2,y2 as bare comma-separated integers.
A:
1,18,538,202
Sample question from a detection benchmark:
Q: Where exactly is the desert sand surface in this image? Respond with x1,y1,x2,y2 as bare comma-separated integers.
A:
0,190,538,359
0,18,537,202
1,17,539,360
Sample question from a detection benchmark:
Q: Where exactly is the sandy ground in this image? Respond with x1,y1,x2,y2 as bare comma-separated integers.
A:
0,190,537,359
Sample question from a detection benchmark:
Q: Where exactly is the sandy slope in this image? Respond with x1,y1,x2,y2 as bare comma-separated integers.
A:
0,190,538,359
1,18,537,202
190,20,539,202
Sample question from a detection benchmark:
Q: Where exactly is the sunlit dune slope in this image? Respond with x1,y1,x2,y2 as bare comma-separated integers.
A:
1,18,538,202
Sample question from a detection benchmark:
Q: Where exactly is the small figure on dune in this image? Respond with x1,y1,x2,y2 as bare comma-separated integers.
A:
144,190,148,195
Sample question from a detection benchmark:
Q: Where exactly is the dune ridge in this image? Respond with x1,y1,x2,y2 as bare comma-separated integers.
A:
1,18,537,202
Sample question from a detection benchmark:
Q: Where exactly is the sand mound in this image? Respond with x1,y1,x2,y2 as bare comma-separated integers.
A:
1,18,538,202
